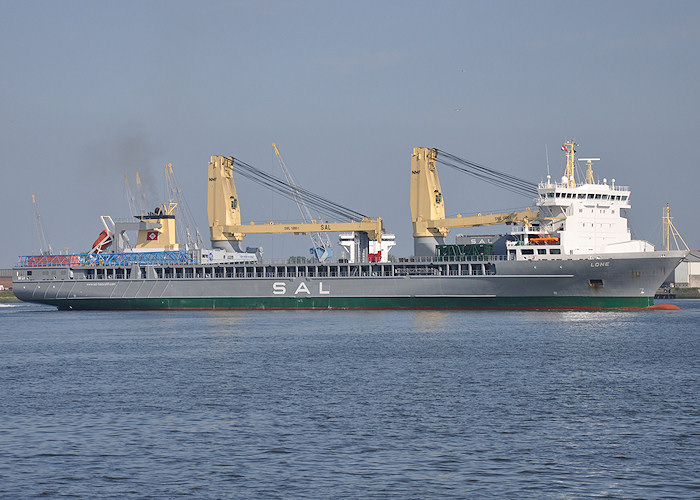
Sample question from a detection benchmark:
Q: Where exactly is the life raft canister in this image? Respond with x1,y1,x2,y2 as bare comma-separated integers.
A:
91,229,113,253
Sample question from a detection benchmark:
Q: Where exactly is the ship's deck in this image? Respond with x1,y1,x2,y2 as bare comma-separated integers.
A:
15,258,501,282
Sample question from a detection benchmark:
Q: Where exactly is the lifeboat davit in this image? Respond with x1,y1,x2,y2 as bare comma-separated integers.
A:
90,229,113,254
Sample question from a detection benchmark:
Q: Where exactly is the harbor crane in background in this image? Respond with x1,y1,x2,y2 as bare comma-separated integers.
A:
122,170,148,216
207,155,385,261
135,171,148,215
123,174,138,216
110,164,203,254
273,143,333,261
165,163,204,251
32,195,53,255
410,147,535,256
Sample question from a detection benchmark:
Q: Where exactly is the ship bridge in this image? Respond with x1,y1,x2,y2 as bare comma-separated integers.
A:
507,142,654,260
537,178,630,209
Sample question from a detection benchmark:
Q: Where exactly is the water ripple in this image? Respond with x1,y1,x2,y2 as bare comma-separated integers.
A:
0,305,698,498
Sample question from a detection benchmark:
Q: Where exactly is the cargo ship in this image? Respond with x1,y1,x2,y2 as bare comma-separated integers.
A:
12,142,686,310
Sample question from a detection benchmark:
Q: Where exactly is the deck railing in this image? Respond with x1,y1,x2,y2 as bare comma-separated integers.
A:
16,251,196,267
16,250,511,268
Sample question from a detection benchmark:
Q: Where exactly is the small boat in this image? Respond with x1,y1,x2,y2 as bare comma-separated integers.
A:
529,235,560,245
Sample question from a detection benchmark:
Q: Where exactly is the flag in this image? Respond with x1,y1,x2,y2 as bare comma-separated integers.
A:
561,144,567,152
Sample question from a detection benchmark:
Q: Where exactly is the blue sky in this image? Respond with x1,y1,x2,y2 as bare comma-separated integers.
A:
2,0,699,265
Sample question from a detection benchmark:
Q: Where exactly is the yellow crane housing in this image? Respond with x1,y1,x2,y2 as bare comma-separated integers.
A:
207,155,384,256
410,147,534,256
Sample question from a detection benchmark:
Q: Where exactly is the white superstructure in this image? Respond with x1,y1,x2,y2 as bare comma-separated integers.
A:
507,141,654,261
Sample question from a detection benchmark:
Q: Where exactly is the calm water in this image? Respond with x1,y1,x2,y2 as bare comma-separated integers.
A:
1,301,698,499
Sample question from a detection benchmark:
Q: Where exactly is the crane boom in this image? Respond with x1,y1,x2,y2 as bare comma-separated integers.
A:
135,170,147,215
32,195,53,255
166,163,203,250
207,155,384,255
413,207,536,236
273,144,332,260
123,174,138,216
411,147,534,256
219,218,384,240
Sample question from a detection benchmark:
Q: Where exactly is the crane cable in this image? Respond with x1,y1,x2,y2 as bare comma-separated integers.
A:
435,149,538,198
229,157,369,222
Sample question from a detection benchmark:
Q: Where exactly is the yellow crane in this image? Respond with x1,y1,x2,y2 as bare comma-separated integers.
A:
207,155,384,256
410,147,534,256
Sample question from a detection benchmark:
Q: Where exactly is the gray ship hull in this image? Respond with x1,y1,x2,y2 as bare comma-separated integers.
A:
13,251,684,310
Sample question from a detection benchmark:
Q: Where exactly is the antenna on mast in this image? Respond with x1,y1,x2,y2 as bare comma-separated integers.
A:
577,158,600,185
562,140,577,187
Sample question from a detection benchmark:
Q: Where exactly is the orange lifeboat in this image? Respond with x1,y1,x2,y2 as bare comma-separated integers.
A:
90,229,113,254
529,234,560,245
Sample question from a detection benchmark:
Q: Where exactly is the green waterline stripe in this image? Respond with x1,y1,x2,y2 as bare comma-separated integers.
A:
27,295,656,311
